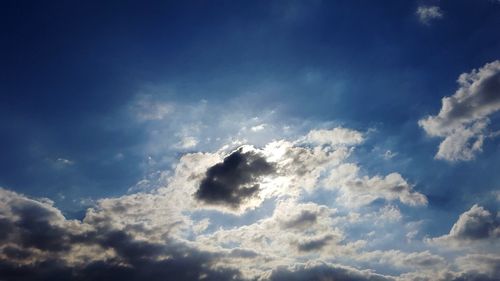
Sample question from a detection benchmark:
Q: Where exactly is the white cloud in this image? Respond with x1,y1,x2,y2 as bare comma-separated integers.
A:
419,60,500,161
250,123,266,132
416,6,443,25
175,136,199,149
300,127,364,147
323,164,428,207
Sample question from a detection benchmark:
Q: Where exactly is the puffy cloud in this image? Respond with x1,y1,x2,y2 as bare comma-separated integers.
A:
419,61,500,161
429,204,500,246
416,6,443,25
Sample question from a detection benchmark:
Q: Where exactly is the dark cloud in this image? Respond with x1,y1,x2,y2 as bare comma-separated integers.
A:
0,188,242,281
75,231,242,281
282,210,318,229
195,148,275,208
0,259,74,281
0,248,242,281
0,218,13,241
2,246,31,260
0,224,242,281
296,235,334,252
228,248,260,259
11,203,72,252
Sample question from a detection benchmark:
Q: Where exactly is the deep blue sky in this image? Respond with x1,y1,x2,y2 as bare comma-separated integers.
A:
1,1,500,280
1,0,500,230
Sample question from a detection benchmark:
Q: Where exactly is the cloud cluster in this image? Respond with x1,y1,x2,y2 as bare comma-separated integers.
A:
419,61,500,161
0,188,243,281
1,127,495,281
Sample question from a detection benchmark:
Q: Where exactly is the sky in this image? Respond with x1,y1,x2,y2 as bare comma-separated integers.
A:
0,1,500,280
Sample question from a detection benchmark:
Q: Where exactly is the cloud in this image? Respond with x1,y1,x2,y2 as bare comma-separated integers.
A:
250,124,266,132
296,234,335,252
358,250,446,270
175,136,199,149
416,6,443,25
301,128,364,147
429,204,500,246
131,95,174,121
0,188,242,281
267,262,395,281
419,60,500,161
324,164,428,207
0,127,435,280
194,147,276,210
453,254,500,281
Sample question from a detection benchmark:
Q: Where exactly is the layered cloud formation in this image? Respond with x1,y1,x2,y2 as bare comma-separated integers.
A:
0,127,498,281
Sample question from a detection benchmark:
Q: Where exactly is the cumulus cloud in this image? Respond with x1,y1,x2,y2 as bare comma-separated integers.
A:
419,61,500,161
416,6,443,25
0,127,437,281
0,188,243,281
429,204,500,246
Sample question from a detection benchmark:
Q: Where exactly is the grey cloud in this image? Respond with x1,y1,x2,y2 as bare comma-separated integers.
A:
419,61,500,161
12,203,72,252
0,242,242,281
195,147,275,208
228,248,260,259
0,188,242,281
2,246,31,260
297,235,334,252
282,210,318,229
450,254,500,281
269,263,395,281
0,189,78,255
430,204,500,246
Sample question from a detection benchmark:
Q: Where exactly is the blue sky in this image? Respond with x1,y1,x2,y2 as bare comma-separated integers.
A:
0,1,499,280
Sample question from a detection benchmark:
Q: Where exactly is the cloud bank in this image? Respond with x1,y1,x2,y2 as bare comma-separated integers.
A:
0,127,497,281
